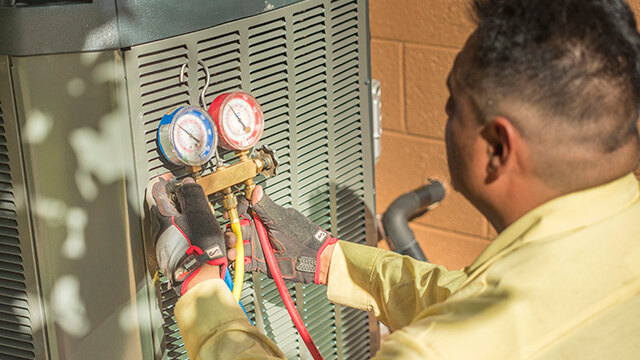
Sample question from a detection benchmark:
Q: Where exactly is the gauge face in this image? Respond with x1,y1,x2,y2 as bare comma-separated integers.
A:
209,92,264,151
157,106,218,166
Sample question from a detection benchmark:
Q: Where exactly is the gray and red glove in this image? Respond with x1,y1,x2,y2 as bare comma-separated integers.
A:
147,177,226,295
228,186,338,284
228,196,267,274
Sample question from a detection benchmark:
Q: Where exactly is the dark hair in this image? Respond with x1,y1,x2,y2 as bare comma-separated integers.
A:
469,0,640,152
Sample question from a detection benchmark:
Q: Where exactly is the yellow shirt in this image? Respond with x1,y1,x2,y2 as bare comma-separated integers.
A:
175,173,640,359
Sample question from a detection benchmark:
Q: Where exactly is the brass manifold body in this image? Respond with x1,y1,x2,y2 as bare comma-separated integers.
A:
188,145,278,200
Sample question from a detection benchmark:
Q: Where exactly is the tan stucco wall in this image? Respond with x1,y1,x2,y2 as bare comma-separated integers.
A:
370,0,640,270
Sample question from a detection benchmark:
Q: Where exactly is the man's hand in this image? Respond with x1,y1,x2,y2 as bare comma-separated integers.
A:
147,176,226,295
225,185,338,285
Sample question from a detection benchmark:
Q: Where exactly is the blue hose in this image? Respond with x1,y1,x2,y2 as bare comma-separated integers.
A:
224,269,253,324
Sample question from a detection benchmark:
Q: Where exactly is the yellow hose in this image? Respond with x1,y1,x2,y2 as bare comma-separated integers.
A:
228,208,245,301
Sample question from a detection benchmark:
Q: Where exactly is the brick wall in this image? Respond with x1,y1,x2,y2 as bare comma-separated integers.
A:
370,0,640,271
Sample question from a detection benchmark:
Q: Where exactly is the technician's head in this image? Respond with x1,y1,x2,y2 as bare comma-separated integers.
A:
446,0,640,230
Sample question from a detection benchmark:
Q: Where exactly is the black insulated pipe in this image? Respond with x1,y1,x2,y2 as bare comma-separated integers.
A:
382,180,445,262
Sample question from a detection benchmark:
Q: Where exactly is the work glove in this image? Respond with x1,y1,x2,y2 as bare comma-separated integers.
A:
227,196,267,274
147,176,226,295
226,186,338,285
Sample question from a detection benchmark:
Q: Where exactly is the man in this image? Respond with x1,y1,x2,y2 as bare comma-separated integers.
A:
147,0,640,358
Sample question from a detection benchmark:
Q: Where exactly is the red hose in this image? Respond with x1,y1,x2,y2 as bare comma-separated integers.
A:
253,214,324,360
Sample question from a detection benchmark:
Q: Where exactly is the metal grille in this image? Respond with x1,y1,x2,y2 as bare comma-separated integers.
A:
198,31,242,103
0,100,36,360
138,44,190,175
124,0,373,358
292,4,340,360
248,16,293,205
329,1,371,358
261,277,300,358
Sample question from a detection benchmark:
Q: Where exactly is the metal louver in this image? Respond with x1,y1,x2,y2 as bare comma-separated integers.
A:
139,45,190,175
0,100,35,360
247,16,292,205
330,2,371,358
124,0,375,358
292,4,338,359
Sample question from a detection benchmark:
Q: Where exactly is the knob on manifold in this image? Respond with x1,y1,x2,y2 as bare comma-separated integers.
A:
255,145,279,178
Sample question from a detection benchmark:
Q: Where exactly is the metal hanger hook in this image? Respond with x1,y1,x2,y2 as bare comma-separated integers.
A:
179,63,188,84
178,61,211,108
198,60,211,108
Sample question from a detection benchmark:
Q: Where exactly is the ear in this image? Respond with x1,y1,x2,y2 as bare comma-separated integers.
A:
480,117,519,181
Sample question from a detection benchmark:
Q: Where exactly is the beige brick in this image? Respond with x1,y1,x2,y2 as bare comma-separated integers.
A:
629,0,640,19
371,39,404,132
370,0,475,48
375,132,486,237
377,239,392,251
411,223,489,270
404,45,457,139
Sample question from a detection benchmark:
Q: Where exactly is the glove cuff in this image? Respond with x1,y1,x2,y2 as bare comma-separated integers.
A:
179,267,202,296
313,231,339,285
179,263,228,296
172,245,228,295
172,250,205,285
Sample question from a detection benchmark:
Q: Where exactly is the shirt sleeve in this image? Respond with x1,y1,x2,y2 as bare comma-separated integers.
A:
174,279,286,360
326,240,467,331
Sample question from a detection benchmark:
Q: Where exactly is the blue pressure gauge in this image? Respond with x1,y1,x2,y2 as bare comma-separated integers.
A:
157,106,218,166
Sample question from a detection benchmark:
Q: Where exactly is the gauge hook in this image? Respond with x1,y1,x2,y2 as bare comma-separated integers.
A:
179,63,188,84
198,60,211,108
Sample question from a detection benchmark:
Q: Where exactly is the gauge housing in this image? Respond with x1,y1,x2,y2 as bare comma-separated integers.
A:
157,106,218,166
208,91,265,151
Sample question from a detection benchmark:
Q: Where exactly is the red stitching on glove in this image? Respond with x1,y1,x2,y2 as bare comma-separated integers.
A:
172,216,193,247
271,237,286,254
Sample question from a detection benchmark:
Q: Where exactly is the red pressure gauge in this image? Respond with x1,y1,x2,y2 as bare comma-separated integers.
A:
208,91,265,151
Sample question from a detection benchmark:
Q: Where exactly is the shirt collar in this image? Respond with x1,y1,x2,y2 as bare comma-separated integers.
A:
467,173,640,274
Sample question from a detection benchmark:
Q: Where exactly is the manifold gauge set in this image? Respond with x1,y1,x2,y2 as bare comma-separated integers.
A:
153,62,278,311
153,62,322,360
157,91,265,166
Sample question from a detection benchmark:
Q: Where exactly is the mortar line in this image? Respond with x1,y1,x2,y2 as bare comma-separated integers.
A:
371,37,464,52
381,128,446,144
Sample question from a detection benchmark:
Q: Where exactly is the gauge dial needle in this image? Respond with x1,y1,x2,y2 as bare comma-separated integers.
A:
230,107,251,133
178,124,201,145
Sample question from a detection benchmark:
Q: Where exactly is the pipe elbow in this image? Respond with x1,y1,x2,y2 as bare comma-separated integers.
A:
382,181,445,261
